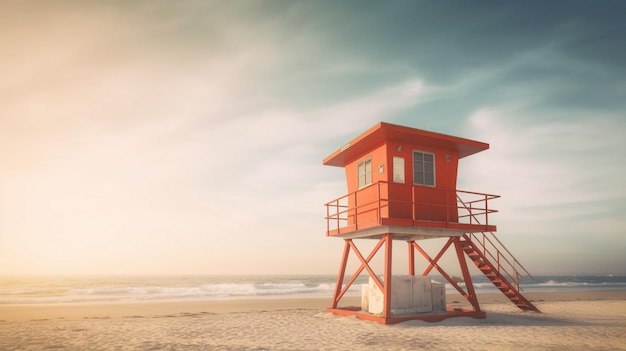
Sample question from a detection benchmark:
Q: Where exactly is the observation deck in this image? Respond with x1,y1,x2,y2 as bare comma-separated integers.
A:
325,181,498,240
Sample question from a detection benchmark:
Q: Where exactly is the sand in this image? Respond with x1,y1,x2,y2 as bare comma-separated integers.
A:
1,290,625,350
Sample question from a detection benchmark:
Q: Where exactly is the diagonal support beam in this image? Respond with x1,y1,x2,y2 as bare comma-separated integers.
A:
333,237,386,304
422,237,455,276
411,240,470,299
348,239,385,292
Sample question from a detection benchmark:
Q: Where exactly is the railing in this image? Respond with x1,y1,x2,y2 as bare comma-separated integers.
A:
325,182,388,234
455,190,500,226
325,181,499,235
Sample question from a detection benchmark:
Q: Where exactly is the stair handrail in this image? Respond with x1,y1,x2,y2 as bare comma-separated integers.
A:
457,193,533,277
469,231,535,281
465,233,524,292
456,194,535,284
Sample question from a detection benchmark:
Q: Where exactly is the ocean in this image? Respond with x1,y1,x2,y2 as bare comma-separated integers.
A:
1,275,625,305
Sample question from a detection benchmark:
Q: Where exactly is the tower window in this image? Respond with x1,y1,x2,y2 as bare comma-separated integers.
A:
413,151,435,186
357,158,372,188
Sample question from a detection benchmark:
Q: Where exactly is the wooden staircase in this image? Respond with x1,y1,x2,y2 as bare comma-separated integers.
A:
460,234,540,312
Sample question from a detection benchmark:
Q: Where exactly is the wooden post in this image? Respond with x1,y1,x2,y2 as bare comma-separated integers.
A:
383,233,393,318
408,241,415,276
331,240,350,308
453,238,481,312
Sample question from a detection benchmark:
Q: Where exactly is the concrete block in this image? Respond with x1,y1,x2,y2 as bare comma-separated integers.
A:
367,275,445,315
412,276,432,313
361,284,369,311
367,277,384,314
390,275,413,310
431,281,446,311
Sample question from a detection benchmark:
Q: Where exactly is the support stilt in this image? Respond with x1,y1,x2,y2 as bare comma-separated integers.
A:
453,237,481,312
331,240,350,309
383,233,393,318
408,240,415,276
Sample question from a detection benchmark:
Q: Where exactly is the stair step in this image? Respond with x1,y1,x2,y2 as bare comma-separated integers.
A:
462,236,540,313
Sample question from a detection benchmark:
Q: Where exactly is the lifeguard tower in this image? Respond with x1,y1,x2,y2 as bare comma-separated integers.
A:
324,122,539,324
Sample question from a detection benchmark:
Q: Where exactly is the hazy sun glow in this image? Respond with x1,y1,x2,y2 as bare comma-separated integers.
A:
1,1,625,276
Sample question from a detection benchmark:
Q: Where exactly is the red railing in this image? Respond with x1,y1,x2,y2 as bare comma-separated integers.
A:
325,181,499,235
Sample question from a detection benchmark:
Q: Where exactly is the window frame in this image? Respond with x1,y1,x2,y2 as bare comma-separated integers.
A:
357,157,373,189
412,150,436,187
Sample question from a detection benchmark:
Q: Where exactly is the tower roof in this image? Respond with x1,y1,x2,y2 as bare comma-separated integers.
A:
323,122,489,167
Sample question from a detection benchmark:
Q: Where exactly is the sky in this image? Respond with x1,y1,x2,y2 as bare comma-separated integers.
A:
1,1,625,277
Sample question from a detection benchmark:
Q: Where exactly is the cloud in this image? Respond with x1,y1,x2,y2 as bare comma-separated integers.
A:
460,108,626,236
0,57,429,274
0,1,293,161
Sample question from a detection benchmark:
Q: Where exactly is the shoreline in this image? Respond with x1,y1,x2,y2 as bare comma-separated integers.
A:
1,289,624,322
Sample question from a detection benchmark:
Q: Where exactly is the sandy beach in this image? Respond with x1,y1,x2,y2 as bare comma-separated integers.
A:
1,290,625,350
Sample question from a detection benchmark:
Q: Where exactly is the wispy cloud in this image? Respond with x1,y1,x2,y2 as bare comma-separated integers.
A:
461,108,626,235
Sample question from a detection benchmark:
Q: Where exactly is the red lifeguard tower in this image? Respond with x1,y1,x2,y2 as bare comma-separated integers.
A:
324,122,540,324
